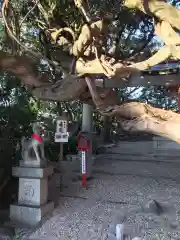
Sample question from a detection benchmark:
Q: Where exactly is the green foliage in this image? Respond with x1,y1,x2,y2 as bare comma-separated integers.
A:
0,75,36,163
138,86,177,110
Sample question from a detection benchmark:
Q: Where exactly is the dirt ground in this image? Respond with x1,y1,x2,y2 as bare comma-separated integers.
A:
11,144,180,240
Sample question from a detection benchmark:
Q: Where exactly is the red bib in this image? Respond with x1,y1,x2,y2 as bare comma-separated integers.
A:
32,133,43,144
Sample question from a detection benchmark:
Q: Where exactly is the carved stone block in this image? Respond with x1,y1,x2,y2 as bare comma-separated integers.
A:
10,160,54,226
12,165,53,178
18,178,48,206
10,201,54,226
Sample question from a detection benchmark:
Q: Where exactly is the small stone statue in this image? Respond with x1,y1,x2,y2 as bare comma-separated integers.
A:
21,122,46,166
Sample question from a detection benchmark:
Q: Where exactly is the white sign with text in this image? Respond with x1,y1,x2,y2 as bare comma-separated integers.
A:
55,119,69,142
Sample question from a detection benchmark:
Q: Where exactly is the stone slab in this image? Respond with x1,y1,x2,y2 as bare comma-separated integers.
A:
12,165,53,178
107,148,154,154
10,201,54,227
107,140,180,153
108,150,180,157
109,155,180,162
19,159,47,168
117,141,154,148
98,153,180,162
154,149,180,157
18,178,48,206
111,141,155,153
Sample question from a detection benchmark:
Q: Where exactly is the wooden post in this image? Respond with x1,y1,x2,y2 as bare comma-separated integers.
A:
59,142,64,162
59,142,64,192
55,115,69,164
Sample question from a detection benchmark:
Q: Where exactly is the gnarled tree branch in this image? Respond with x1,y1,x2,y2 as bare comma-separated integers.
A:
120,1,180,73
124,0,180,30
101,101,180,144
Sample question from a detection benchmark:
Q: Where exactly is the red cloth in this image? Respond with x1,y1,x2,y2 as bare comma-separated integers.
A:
32,133,43,143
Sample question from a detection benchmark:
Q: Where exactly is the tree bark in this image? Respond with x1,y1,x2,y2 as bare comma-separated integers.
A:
124,0,180,30
1,49,180,143
101,101,180,144
122,1,180,72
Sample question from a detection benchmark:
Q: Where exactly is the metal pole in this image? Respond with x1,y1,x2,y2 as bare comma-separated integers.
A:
81,103,93,179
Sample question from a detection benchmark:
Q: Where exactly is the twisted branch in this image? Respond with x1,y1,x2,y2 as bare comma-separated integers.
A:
122,0,180,71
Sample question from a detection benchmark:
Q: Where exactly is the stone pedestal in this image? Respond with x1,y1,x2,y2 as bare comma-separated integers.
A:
10,165,54,227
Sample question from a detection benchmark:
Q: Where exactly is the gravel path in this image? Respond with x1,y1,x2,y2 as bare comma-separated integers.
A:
21,150,180,240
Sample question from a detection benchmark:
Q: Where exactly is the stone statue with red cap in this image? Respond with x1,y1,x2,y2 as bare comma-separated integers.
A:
21,122,47,167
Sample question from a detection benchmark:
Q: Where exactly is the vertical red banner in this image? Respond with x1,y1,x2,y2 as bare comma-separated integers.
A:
81,151,87,188
77,135,89,188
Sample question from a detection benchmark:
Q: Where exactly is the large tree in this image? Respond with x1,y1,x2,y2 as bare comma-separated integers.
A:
1,0,180,143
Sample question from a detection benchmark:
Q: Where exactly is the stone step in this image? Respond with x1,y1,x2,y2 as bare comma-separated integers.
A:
106,150,154,155
104,140,180,154
94,160,180,179
104,150,180,157
96,154,180,162
115,141,155,148
153,136,170,141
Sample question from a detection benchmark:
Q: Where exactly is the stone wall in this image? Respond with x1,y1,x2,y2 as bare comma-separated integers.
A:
104,137,180,162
